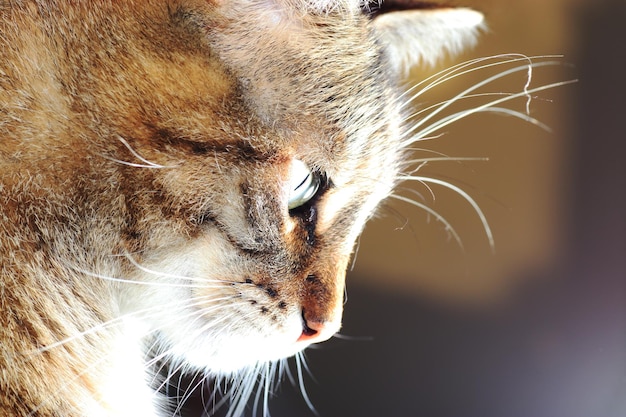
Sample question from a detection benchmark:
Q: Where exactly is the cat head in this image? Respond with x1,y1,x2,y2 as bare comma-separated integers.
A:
85,0,484,374
3,0,480,375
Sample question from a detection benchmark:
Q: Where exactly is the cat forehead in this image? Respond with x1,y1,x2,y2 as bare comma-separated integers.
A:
207,0,385,130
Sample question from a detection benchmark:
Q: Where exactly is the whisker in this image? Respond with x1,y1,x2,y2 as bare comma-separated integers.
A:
403,156,489,167
35,292,240,355
68,266,223,288
390,57,575,255
332,332,374,342
100,135,180,169
398,54,562,109
402,70,576,147
397,182,434,209
398,175,494,252
60,254,228,288
349,234,361,271
31,313,155,355
225,365,262,417
376,203,411,231
403,86,566,145
397,55,574,147
252,361,277,417
389,193,465,251
405,91,530,123
170,369,207,417
294,352,319,416
123,251,231,286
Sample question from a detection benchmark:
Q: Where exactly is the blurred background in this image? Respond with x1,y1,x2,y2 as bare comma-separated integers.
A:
188,0,626,416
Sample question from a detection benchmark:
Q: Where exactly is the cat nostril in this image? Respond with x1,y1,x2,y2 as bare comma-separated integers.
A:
298,310,324,342
301,321,318,337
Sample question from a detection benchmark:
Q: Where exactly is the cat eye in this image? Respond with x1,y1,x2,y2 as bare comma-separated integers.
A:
288,159,321,210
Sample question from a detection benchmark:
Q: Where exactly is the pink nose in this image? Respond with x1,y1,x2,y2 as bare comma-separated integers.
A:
297,319,325,343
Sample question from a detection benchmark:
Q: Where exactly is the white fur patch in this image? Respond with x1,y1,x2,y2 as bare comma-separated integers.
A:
95,318,160,417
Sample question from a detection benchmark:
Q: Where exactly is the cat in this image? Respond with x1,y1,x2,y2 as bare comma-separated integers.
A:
0,1,561,416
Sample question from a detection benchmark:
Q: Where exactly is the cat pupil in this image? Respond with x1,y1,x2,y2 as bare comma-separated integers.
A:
288,159,320,210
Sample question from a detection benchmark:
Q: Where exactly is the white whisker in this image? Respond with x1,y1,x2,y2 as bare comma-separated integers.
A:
398,175,494,252
401,67,574,147
100,135,180,169
403,156,489,170
294,352,318,416
68,266,222,288
122,251,231,285
403,80,573,145
523,58,533,114
31,313,152,355
251,362,276,417
396,54,576,150
389,193,464,251
389,55,575,255
332,332,374,342
397,181,435,205
32,294,232,354
398,54,561,109
170,370,207,417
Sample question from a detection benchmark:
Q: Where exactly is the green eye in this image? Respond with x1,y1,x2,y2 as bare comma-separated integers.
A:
288,159,320,210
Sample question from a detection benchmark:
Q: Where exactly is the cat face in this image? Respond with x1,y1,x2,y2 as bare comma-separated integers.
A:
117,8,400,373
107,0,481,374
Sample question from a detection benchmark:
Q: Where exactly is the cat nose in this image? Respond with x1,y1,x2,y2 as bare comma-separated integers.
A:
297,319,324,342
297,311,337,344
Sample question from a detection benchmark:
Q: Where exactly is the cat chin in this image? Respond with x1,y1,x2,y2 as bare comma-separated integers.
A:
153,311,311,374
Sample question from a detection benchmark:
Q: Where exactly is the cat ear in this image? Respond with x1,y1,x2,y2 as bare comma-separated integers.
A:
367,1,484,74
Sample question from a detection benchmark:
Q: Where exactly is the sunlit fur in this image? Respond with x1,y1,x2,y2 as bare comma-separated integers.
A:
0,1,572,416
